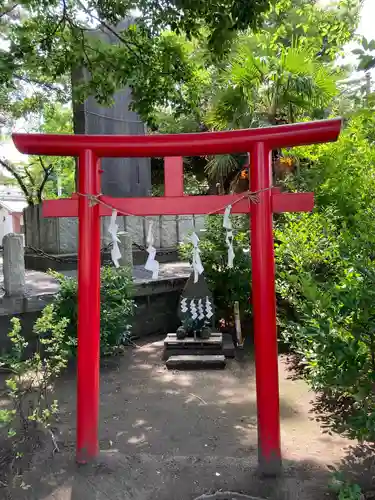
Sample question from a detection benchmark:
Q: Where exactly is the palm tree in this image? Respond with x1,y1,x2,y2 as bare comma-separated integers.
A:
205,40,340,189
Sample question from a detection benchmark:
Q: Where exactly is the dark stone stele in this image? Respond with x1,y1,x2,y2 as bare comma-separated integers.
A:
72,17,151,199
177,272,215,340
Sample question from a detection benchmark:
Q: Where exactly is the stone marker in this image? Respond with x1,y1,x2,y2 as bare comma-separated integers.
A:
118,231,133,269
3,233,25,296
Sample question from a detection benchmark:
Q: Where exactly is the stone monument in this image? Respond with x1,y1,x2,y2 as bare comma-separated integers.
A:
72,17,151,198
3,233,25,296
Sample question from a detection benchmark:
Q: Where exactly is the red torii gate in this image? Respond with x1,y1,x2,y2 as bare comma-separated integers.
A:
13,118,341,474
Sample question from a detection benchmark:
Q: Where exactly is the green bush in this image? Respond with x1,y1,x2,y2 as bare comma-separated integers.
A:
179,215,251,320
276,225,375,440
46,266,134,356
0,310,69,485
274,111,375,441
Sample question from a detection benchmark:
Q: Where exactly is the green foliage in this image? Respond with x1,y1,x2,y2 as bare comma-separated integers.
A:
352,37,375,71
275,111,375,442
180,215,250,319
46,266,134,356
37,104,75,199
152,171,209,196
0,312,69,472
330,472,363,500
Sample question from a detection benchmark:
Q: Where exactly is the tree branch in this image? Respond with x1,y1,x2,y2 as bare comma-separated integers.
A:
23,166,36,186
0,158,34,205
37,162,54,204
38,156,50,174
13,75,64,93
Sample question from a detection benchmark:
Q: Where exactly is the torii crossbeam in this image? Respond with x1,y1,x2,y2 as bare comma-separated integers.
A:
13,118,342,475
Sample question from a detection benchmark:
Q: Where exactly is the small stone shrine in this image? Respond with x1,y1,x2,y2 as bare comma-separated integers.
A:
163,273,235,369
177,273,215,340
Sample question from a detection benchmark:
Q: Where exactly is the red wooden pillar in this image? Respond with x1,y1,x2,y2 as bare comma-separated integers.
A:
250,142,281,475
76,149,101,463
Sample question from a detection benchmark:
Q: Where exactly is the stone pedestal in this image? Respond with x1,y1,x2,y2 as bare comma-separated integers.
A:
3,233,25,296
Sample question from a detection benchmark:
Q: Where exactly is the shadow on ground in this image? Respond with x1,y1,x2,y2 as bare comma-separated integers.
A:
2,337,361,500
336,443,375,496
11,451,335,500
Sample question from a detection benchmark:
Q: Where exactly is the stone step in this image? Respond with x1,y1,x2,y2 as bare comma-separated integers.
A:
166,354,226,370
163,346,223,360
222,333,236,358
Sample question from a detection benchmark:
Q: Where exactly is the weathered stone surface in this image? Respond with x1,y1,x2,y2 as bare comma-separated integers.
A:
58,218,78,253
3,233,25,296
222,333,236,358
144,216,161,248
165,332,222,345
40,216,59,253
160,215,178,248
125,216,145,246
24,205,40,248
194,215,206,233
177,215,206,243
194,494,264,500
177,215,194,243
118,232,133,269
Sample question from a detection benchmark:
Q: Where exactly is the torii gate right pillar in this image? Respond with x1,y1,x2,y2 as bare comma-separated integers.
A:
251,142,281,474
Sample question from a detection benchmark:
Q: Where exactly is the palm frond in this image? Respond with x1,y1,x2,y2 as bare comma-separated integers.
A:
205,154,239,182
231,53,266,88
313,65,339,101
282,47,313,76
206,86,250,130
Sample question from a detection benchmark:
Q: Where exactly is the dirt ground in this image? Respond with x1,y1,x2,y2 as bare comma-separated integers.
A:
3,337,368,500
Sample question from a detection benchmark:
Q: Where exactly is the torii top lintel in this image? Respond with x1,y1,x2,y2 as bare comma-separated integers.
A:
12,118,342,158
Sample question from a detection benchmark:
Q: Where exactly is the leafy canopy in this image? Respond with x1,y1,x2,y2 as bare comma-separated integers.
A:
0,0,272,124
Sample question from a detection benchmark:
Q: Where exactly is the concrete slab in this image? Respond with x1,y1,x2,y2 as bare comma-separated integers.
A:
0,258,191,315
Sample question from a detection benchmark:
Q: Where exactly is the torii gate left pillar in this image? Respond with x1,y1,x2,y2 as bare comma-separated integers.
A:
13,118,341,475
